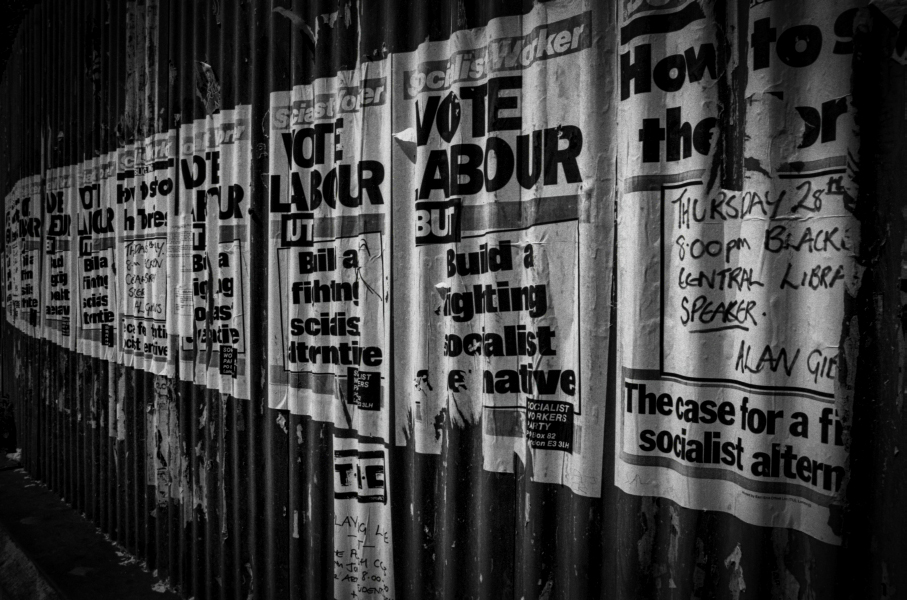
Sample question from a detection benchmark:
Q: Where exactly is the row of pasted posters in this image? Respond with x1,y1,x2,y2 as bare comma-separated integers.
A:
3,3,864,595
4,106,254,399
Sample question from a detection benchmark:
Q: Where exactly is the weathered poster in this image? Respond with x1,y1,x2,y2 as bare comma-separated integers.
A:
267,63,391,431
615,0,861,543
332,437,395,599
76,154,119,361
1,250,5,315
391,1,609,496
41,166,75,348
170,122,197,384
6,176,44,337
4,180,23,330
173,108,252,398
204,106,252,398
117,132,176,374
266,58,395,599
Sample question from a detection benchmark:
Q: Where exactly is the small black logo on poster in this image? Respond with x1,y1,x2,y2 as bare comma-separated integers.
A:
220,345,238,377
61,318,70,337
192,223,206,251
415,198,461,246
526,399,574,453
29,309,38,327
101,324,114,347
333,449,386,503
280,213,315,247
347,367,380,410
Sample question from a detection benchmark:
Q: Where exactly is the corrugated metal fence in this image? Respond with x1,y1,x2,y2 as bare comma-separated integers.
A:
1,1,907,598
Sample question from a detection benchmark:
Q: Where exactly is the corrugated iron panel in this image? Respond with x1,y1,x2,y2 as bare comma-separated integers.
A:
0,1,906,599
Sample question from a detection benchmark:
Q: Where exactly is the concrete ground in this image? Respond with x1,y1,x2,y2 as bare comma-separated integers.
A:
0,451,181,600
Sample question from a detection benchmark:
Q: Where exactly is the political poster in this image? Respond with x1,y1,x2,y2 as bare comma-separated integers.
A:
614,0,861,544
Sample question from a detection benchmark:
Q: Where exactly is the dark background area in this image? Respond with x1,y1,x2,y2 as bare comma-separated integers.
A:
0,0,39,79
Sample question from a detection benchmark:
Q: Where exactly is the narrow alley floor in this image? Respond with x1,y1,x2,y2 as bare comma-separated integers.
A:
0,452,181,600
